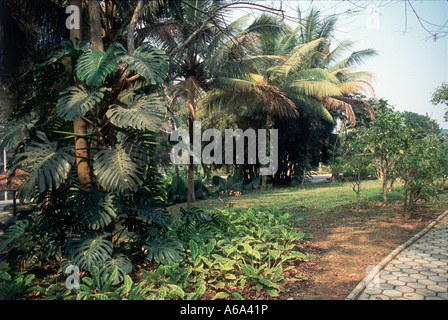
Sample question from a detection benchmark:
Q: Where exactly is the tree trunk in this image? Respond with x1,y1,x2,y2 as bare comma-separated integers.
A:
70,0,93,192
88,0,104,52
261,111,272,191
186,78,197,203
127,0,144,55
382,170,388,205
356,172,361,208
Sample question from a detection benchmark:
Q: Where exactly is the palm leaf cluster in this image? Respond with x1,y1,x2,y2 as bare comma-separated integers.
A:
197,8,377,183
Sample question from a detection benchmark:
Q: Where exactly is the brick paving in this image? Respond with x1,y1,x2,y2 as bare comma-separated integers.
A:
347,210,448,300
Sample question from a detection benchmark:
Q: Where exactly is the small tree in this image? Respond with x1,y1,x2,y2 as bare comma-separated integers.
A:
338,129,373,208
398,136,440,218
364,101,407,204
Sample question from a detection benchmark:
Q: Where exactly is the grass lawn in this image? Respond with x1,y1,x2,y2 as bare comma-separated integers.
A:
168,179,448,300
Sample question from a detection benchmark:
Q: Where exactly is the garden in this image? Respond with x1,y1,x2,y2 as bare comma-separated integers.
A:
0,0,447,303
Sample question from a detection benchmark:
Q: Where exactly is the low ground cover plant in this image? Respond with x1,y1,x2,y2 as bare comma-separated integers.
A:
0,206,312,300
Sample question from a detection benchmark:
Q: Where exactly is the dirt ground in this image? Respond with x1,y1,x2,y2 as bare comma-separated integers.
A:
280,204,442,300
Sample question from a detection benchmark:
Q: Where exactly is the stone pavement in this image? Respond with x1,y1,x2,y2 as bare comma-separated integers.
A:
347,210,448,300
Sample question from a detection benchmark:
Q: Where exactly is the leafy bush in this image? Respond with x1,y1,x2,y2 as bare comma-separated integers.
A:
22,206,312,300
0,267,35,300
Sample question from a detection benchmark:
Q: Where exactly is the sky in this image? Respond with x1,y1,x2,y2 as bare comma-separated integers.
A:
229,0,448,129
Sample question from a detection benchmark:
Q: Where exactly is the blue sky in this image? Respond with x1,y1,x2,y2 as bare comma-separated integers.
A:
230,1,448,129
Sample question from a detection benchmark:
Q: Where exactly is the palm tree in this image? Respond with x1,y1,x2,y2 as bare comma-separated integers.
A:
201,9,377,186
151,0,252,202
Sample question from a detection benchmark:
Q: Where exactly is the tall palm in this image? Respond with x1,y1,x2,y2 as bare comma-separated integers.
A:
151,0,248,202
202,10,377,185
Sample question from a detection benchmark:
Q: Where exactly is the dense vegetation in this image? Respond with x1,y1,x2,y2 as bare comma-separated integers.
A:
0,0,447,301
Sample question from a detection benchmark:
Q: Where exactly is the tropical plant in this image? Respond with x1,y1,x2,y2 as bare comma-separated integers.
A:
0,0,180,285
201,8,376,186
0,267,35,300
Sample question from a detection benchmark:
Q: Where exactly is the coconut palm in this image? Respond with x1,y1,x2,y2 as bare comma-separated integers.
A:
201,9,377,186
152,1,275,202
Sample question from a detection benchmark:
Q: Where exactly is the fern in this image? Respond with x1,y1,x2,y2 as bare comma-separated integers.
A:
106,94,165,131
75,43,119,87
57,86,108,121
10,131,75,202
65,233,114,272
93,138,148,195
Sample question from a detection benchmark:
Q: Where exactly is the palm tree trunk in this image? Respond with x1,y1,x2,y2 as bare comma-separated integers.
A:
261,111,272,191
127,0,144,55
187,78,197,203
70,0,93,192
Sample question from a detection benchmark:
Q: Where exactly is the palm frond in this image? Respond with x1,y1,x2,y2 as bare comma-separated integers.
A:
295,96,334,123
289,79,342,97
316,96,356,124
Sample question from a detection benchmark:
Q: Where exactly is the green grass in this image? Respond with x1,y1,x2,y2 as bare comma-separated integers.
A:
169,180,389,214
168,179,448,233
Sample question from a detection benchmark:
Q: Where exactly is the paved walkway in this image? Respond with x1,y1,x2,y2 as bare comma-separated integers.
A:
347,210,448,300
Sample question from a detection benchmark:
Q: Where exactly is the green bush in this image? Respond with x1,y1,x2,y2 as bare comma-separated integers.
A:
25,206,312,300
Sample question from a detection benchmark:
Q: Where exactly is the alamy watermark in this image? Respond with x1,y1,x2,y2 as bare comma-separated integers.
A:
65,5,81,30
169,121,278,175
65,265,80,290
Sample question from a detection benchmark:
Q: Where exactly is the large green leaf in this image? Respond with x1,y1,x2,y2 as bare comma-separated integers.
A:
99,254,132,286
75,188,117,230
93,139,148,195
75,43,119,87
116,42,169,84
131,198,171,227
65,232,113,272
143,236,183,263
106,94,164,131
10,131,75,202
35,39,83,68
0,112,39,150
0,220,33,251
57,86,108,121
